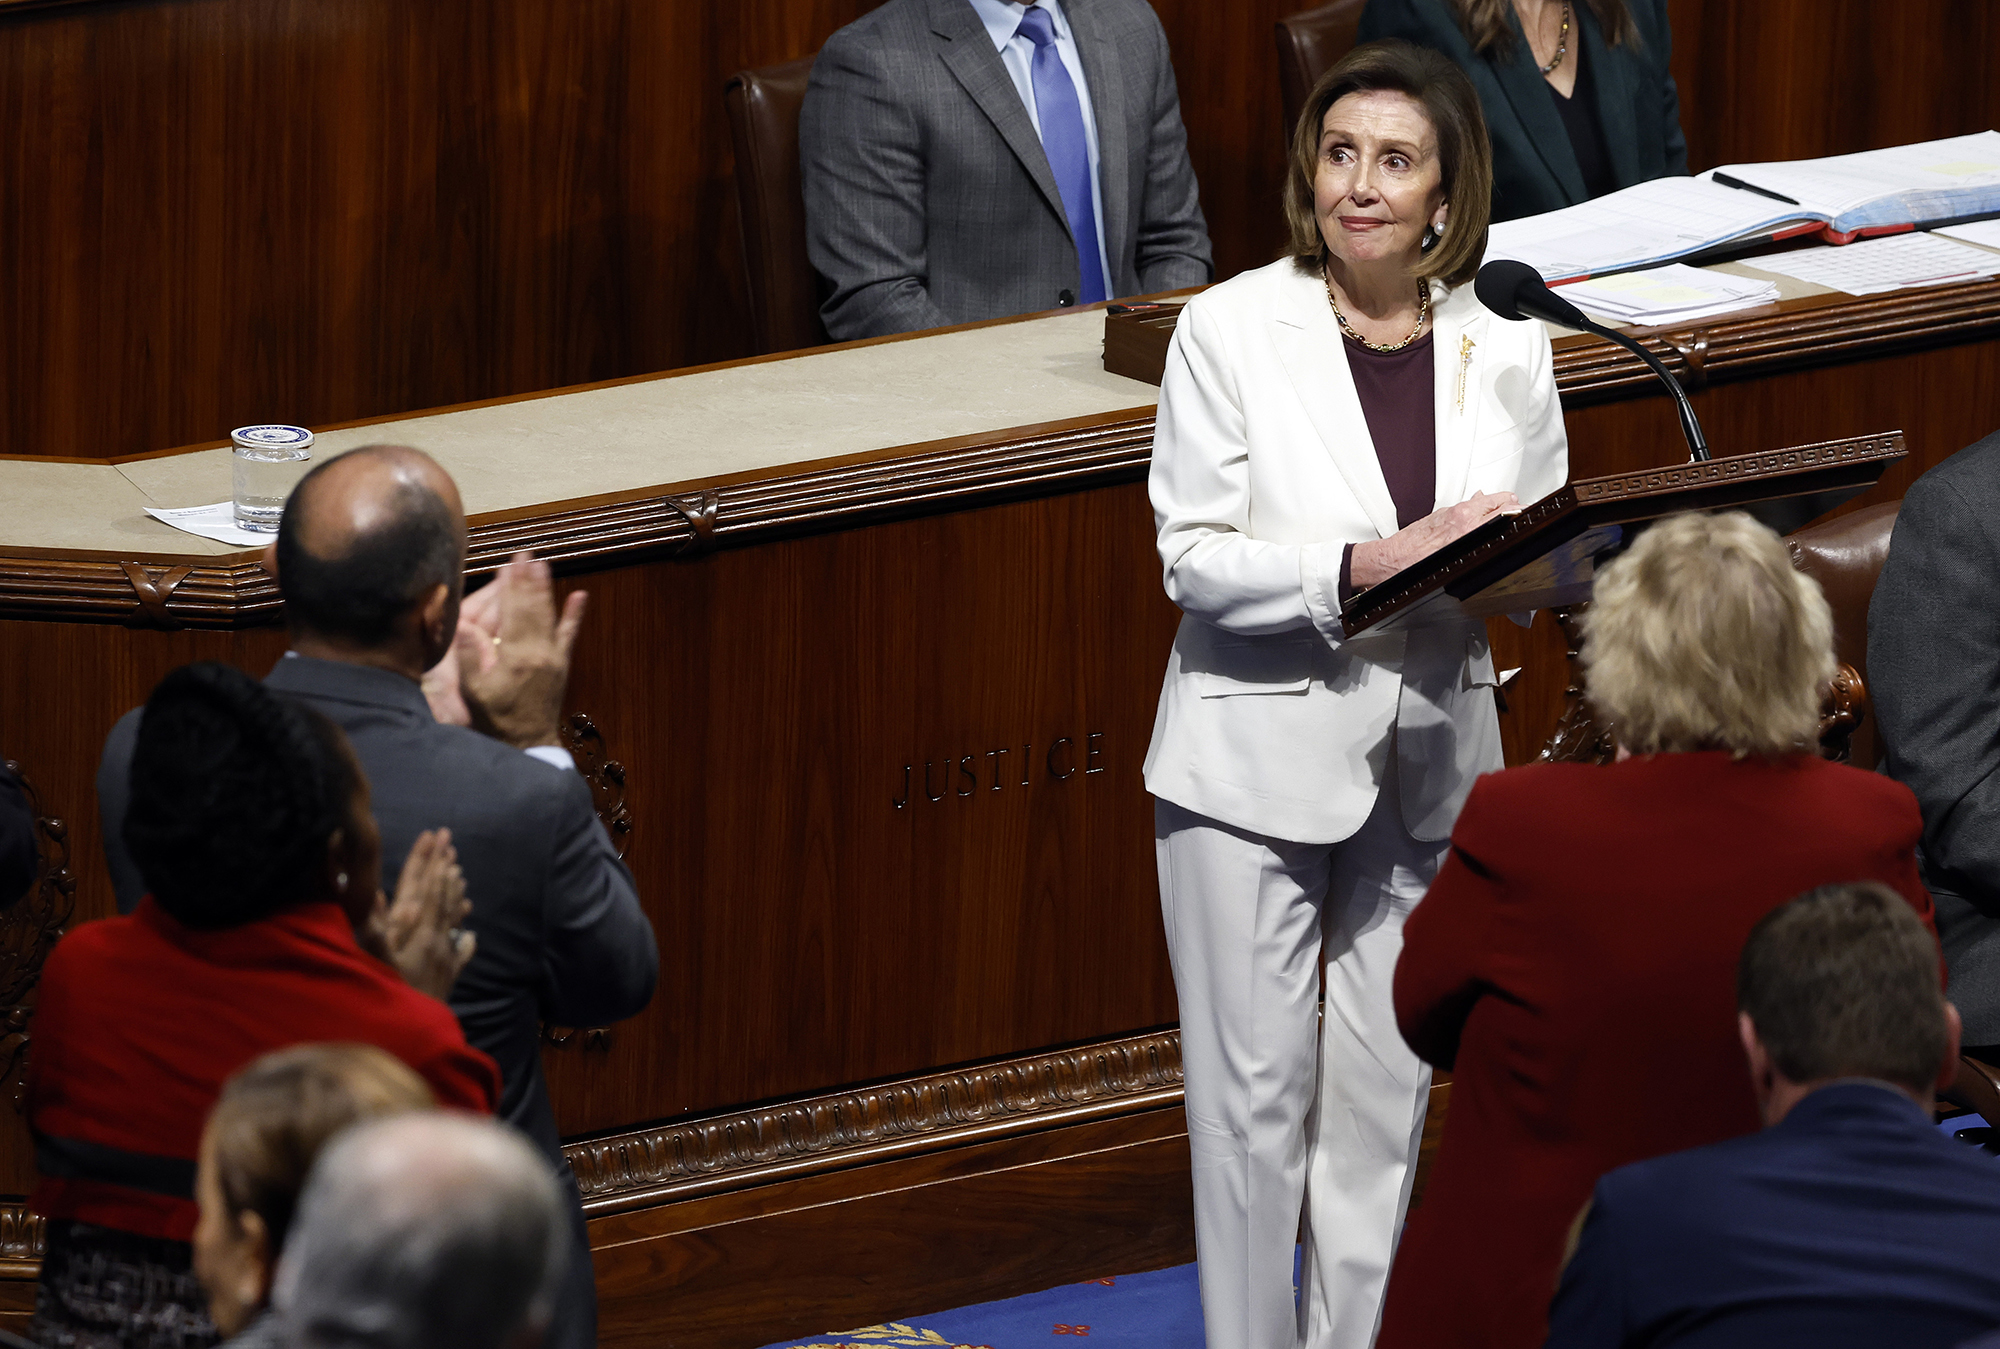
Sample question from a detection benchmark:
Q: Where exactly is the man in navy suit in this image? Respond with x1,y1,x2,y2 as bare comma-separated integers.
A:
1546,881,2000,1349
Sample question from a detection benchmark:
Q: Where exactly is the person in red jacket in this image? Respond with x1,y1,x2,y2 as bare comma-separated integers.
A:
27,662,497,1349
1376,511,1938,1349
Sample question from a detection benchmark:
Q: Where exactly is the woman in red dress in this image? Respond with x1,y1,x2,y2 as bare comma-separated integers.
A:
1376,511,1937,1349
27,662,495,1349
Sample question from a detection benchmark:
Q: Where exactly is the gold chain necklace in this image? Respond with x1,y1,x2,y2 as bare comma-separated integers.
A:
1536,0,1572,75
1323,265,1430,353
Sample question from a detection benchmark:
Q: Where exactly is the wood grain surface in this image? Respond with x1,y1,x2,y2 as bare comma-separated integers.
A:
2,1,1997,458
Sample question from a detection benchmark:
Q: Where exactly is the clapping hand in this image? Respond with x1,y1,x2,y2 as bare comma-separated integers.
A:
364,828,477,1000
451,551,589,749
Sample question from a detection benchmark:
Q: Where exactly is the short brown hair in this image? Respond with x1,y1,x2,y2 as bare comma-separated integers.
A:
1283,40,1493,288
1738,882,1947,1096
1582,512,1834,758
1449,0,1637,56
207,1043,436,1256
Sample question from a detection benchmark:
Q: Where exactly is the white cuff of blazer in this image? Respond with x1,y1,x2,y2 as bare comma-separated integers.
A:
524,745,576,772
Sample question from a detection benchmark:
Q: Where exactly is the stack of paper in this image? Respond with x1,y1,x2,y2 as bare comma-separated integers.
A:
1936,218,2000,251
1735,232,2000,296
1554,265,1780,325
1484,176,1814,282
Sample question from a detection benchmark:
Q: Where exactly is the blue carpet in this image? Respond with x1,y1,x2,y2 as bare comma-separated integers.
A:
758,1261,1207,1349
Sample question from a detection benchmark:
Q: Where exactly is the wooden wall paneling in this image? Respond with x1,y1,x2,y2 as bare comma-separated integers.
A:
539,478,1184,1135
587,1107,1195,1349
1147,0,1299,284
1666,0,2000,174
5,1,2000,459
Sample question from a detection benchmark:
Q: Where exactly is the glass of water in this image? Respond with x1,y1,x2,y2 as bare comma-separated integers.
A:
231,425,315,532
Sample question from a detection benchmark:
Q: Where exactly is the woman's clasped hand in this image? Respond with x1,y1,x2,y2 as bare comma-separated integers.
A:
1351,489,1522,588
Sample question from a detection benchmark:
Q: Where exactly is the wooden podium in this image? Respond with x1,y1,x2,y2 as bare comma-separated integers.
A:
1341,431,1908,634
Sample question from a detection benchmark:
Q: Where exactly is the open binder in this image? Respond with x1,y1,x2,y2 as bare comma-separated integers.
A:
1339,432,1907,635
1485,132,2000,283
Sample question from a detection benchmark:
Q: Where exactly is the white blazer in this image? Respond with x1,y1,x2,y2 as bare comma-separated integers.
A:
1142,257,1568,845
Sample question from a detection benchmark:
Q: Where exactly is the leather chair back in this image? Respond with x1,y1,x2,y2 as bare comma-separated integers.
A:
724,56,828,356
1276,0,1368,146
1787,500,1901,770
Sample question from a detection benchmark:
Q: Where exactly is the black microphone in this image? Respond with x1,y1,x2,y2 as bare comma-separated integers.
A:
1475,259,1710,463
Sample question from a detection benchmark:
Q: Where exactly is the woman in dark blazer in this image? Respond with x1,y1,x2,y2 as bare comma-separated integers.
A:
1358,0,1686,220
1373,511,1939,1349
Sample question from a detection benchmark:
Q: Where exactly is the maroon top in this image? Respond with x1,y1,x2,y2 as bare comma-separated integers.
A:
1338,329,1436,607
1377,752,1938,1349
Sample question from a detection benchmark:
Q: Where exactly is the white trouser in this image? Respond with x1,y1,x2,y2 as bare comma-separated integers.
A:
1156,761,1442,1349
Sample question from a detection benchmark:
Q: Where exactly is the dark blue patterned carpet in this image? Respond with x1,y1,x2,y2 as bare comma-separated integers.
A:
757,1261,1206,1349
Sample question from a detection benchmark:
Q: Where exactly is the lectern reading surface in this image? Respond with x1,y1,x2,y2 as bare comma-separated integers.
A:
1340,431,1907,634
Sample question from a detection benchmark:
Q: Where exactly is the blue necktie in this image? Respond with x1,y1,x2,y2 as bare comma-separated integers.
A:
1014,6,1108,304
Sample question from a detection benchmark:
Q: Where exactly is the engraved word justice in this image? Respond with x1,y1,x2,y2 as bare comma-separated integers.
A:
892,733,1107,809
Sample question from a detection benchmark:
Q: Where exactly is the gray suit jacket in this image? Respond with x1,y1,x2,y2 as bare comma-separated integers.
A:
1871,429,2000,1044
98,657,658,1349
801,0,1212,340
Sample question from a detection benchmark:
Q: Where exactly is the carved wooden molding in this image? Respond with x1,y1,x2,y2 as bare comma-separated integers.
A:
17,274,1984,631
557,713,631,859
561,1027,1184,1217
1551,277,2000,404
1104,279,2000,395
0,762,76,1111
0,415,1157,629
1538,606,1614,765
0,1202,44,1270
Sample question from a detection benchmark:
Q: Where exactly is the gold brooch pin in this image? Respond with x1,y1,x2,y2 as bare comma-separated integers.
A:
1456,334,1476,413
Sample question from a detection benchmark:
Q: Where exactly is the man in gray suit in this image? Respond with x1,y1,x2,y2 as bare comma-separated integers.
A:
97,446,657,1349
1871,427,2000,1058
801,0,1212,341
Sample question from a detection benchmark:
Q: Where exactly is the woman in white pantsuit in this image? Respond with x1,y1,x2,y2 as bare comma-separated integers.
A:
1141,41,1568,1349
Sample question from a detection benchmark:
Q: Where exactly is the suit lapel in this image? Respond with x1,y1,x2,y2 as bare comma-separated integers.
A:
1581,8,1642,187
1065,0,1130,279
1429,284,1488,509
1270,264,1401,540
1488,11,1586,204
929,0,1070,233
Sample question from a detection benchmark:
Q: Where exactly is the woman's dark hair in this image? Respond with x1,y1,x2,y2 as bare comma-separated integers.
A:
1284,40,1493,287
1450,0,1637,55
124,662,359,929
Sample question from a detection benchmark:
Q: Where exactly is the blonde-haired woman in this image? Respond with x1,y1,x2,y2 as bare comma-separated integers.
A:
1376,511,1939,1349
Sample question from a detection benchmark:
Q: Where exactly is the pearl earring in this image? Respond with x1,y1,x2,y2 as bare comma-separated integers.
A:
335,871,348,893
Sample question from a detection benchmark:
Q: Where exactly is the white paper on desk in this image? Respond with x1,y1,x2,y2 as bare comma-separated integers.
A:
143,502,276,548
1484,176,1813,282
1556,264,1778,325
1735,232,2000,296
1935,218,2000,251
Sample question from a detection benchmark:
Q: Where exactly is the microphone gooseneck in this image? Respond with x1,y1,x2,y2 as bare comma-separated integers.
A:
1475,259,1711,463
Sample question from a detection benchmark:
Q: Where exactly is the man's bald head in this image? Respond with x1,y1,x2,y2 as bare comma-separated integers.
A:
275,446,467,649
272,1113,567,1349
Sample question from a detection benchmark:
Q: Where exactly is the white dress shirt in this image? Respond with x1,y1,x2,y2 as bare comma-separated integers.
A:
964,0,1113,300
